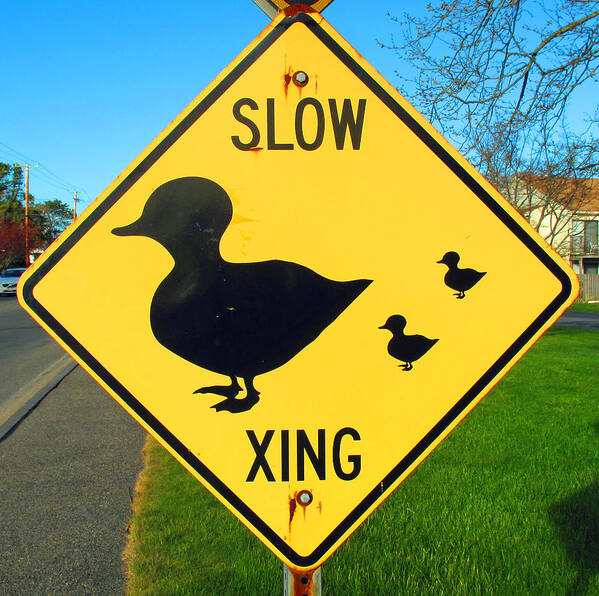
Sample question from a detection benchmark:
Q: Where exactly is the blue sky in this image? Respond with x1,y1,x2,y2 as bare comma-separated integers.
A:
1,1,596,213
1,1,409,211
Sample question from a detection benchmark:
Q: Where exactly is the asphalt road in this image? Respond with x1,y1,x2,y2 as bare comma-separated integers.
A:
0,297,146,595
0,367,146,595
0,297,66,409
557,310,599,330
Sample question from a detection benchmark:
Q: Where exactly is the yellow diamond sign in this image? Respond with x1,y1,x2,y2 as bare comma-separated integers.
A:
18,12,578,570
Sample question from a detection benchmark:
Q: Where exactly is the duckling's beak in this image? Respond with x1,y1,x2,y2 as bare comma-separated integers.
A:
436,259,444,264
378,323,388,330
112,219,144,237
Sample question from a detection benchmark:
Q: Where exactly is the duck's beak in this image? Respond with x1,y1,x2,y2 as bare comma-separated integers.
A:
112,218,144,237
436,259,444,264
378,324,388,330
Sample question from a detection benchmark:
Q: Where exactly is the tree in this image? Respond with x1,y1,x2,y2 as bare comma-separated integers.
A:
0,164,25,222
382,0,599,248
0,219,43,270
0,163,65,265
0,220,25,270
0,163,23,202
384,0,599,156
31,199,72,243
482,130,599,250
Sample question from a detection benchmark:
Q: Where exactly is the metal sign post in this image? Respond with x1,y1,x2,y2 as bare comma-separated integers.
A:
252,0,335,18
284,565,322,596
252,0,279,18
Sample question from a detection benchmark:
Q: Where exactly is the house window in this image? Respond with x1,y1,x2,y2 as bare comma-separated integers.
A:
584,260,598,274
572,220,598,254
584,220,598,254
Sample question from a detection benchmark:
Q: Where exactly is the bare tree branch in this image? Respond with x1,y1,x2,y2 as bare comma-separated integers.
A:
381,0,599,158
381,0,599,252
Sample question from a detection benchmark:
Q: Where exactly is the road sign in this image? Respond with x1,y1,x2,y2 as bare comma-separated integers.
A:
19,10,578,571
253,0,334,18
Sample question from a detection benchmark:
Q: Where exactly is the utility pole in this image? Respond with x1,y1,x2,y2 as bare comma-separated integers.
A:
73,190,80,221
15,164,37,267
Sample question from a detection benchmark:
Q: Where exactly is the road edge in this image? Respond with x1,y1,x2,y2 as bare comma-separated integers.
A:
0,356,78,441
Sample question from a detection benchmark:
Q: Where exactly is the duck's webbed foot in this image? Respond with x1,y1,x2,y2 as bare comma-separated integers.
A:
194,376,241,399
399,363,413,371
454,291,466,299
211,377,260,413
212,395,260,413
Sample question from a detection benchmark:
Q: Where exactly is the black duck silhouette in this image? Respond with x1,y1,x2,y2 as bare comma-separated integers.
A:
437,251,486,299
112,177,372,413
379,315,438,371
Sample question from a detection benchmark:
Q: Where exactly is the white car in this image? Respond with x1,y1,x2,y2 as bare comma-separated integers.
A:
0,268,26,297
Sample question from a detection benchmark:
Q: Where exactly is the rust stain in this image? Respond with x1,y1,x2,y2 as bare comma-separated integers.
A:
283,71,292,97
314,74,318,95
290,490,315,527
284,5,317,16
300,499,308,520
317,501,322,514
289,493,298,528
249,146,264,153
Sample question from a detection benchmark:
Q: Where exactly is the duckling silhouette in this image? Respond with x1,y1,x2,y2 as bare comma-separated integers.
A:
112,177,372,413
437,251,486,299
379,315,438,371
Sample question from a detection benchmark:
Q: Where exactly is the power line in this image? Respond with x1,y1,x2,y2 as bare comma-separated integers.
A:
0,141,80,190
0,150,29,165
0,142,35,165
39,165,79,190
29,170,73,193
0,140,89,204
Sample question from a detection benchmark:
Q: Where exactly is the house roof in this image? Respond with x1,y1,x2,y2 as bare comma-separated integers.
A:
524,176,599,213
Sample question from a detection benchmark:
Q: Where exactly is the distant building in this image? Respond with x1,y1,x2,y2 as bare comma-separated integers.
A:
515,177,599,275
30,248,45,264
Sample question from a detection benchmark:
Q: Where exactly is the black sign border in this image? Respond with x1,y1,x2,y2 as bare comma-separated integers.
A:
22,13,573,568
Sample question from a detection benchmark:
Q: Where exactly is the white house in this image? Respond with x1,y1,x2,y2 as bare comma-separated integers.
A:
515,177,599,275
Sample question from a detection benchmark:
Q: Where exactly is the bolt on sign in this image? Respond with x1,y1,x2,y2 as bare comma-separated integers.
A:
19,8,578,572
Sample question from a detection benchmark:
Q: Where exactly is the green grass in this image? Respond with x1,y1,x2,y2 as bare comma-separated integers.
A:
570,302,599,314
125,327,599,595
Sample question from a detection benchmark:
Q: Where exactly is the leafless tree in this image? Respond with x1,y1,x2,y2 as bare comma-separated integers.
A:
381,0,599,249
480,126,598,249
383,0,599,156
